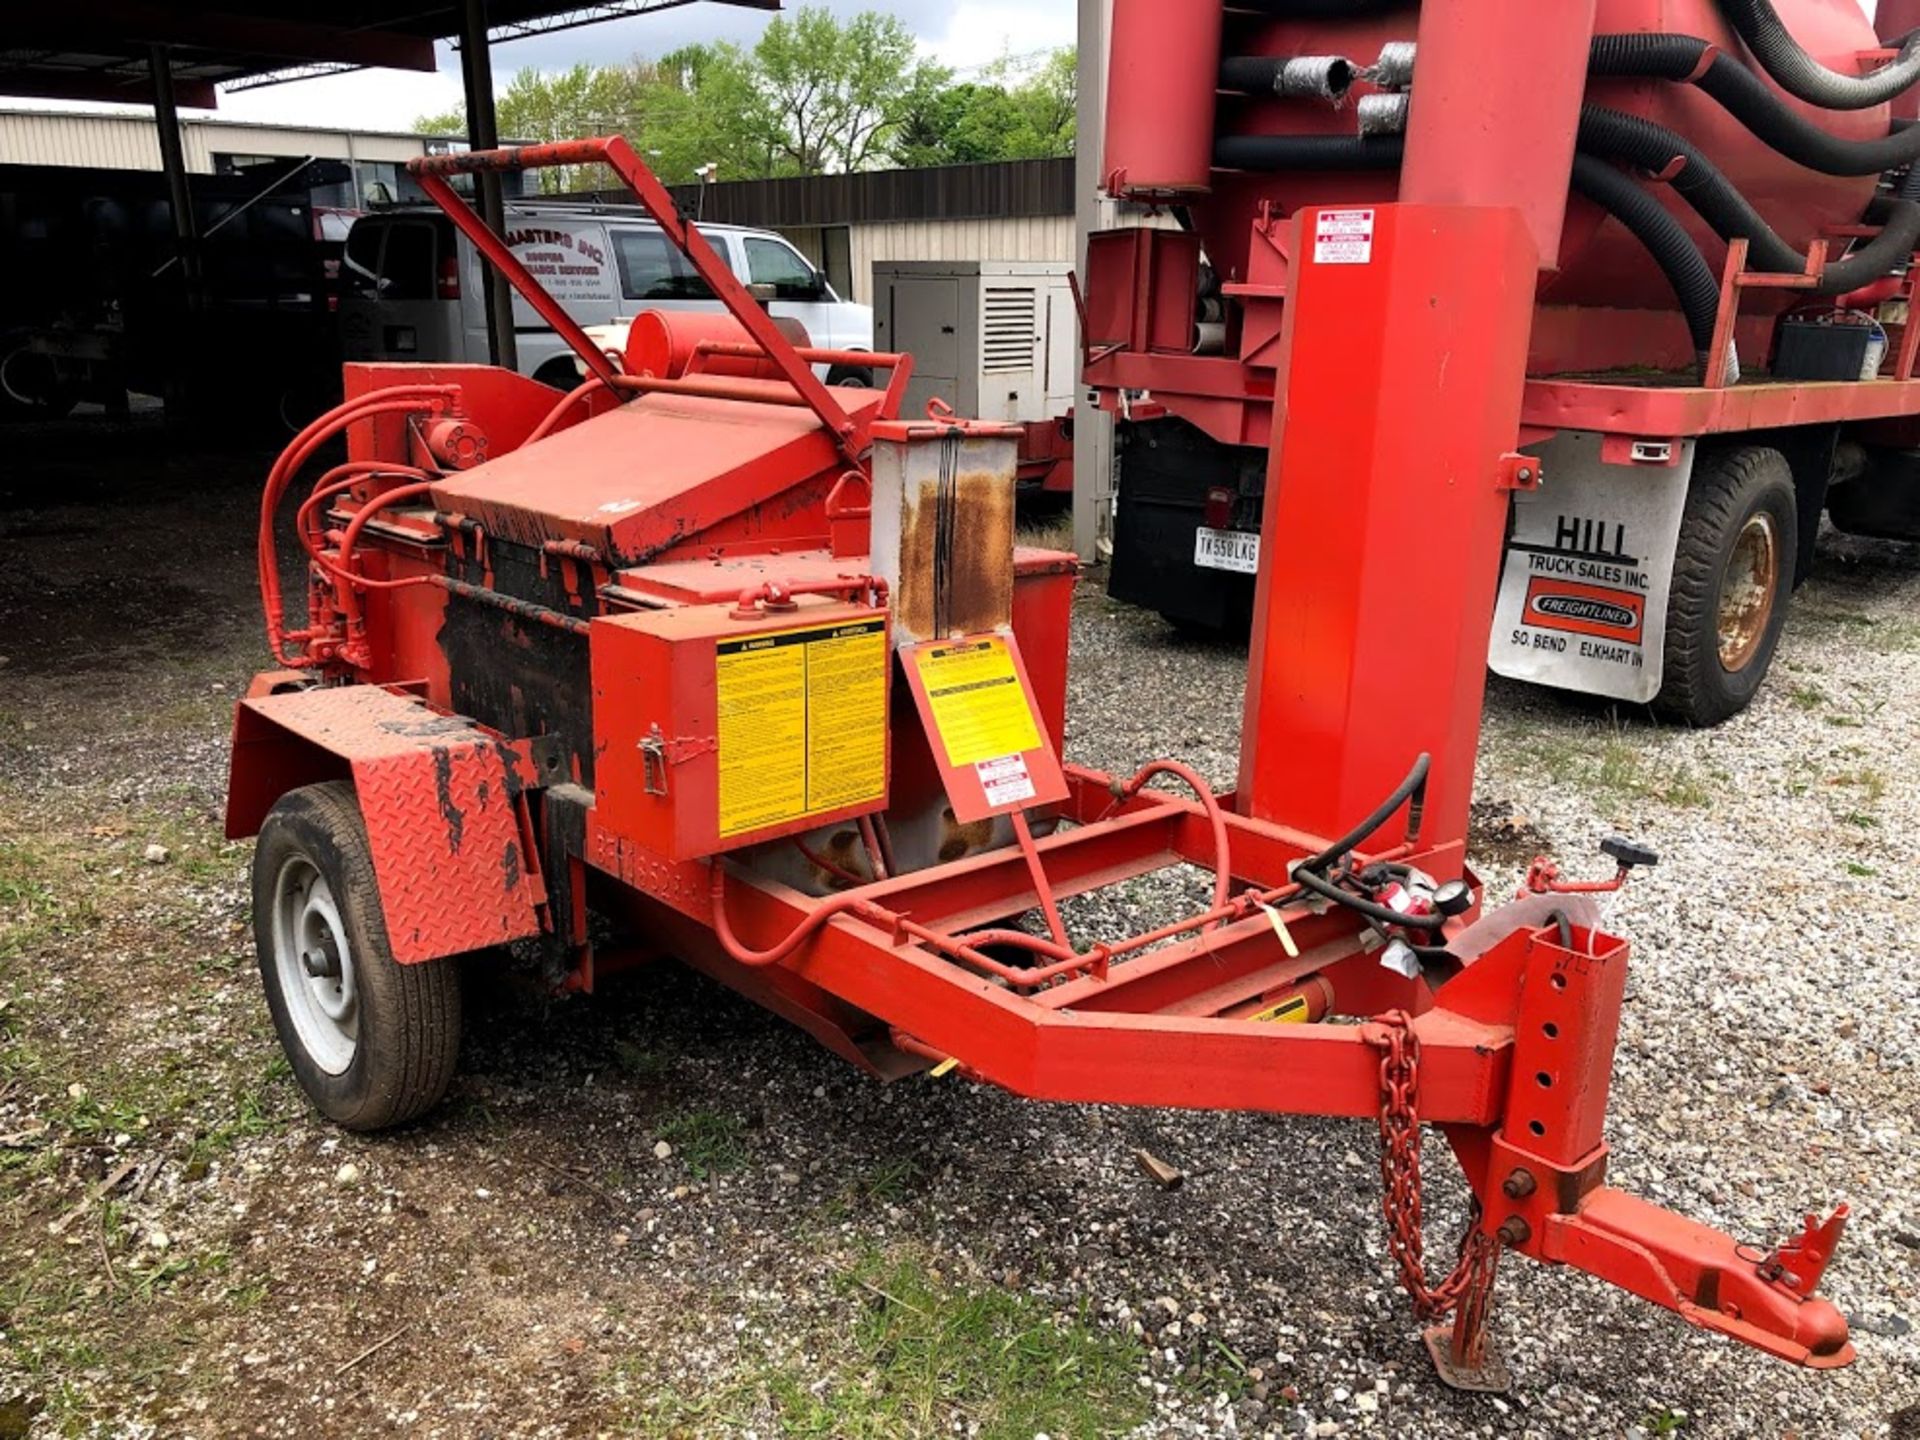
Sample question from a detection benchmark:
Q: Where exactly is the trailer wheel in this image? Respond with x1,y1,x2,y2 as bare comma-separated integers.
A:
1656,446,1797,727
253,782,462,1131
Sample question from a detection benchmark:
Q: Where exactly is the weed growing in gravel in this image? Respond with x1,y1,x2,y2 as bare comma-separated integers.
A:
1510,731,1712,810
655,1107,749,1179
622,1249,1154,1438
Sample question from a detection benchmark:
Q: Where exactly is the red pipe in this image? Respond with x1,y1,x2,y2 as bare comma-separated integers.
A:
1118,760,1235,924
258,389,457,665
297,463,433,562
526,374,652,445
690,341,911,374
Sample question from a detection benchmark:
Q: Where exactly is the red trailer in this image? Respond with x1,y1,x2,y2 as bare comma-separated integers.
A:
1091,0,1920,727
229,93,1856,1393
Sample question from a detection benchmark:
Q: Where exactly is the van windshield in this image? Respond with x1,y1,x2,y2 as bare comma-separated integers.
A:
612,230,715,301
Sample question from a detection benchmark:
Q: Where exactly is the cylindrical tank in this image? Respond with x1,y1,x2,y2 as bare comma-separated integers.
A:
1103,0,1226,193
1107,0,1889,373
623,311,812,381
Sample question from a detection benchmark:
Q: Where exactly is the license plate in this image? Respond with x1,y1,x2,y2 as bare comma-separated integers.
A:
1194,526,1260,575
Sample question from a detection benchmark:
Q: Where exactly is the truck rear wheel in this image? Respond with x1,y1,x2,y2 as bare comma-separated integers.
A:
253,782,462,1131
1656,446,1797,727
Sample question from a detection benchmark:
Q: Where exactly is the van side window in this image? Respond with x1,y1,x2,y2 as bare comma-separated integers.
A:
613,231,714,301
745,238,829,301
377,223,439,302
343,221,384,298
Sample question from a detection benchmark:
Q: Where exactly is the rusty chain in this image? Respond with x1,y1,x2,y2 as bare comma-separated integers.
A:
1366,1009,1497,1320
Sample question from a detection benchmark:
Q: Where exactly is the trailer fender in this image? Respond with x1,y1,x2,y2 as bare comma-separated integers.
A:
226,685,544,964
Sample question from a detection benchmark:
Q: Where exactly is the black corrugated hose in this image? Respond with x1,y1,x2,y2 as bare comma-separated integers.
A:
1713,0,1920,111
1208,134,1725,376
1589,33,1920,176
1577,103,1920,293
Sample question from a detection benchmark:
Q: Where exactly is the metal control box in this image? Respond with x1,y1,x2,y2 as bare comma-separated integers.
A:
590,597,892,861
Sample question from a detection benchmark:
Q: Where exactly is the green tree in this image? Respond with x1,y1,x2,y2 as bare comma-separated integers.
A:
888,49,1077,168
415,13,1073,187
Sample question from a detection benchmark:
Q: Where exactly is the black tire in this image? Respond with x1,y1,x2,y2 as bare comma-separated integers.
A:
826,363,875,389
1655,446,1798,727
533,359,584,392
253,782,462,1131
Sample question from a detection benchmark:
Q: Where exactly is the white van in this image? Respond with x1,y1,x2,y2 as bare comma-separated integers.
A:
339,203,875,388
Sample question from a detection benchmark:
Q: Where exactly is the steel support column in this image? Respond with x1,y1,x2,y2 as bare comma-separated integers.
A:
148,45,199,302
1072,0,1116,564
1399,0,1596,267
1235,205,1538,866
460,0,518,374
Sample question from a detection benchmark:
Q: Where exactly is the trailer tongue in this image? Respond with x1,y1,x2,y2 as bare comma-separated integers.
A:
228,129,1852,1390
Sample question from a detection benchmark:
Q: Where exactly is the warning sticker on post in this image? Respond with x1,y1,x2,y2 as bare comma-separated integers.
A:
914,637,1044,768
716,618,888,839
976,755,1037,809
1313,208,1375,266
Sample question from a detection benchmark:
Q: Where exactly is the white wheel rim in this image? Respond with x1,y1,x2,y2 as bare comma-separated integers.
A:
272,855,359,1075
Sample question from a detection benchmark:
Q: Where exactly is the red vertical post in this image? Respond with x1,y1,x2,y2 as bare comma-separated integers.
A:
1399,0,1596,267
1879,0,1920,124
1235,206,1537,865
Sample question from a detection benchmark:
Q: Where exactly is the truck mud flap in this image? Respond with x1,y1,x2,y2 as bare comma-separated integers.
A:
1489,433,1692,705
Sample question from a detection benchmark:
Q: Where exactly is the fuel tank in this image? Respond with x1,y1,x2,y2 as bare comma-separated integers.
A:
1106,0,1888,373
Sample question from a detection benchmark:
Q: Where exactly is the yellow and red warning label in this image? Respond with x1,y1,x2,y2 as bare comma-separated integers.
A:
716,618,888,839
901,632,1069,826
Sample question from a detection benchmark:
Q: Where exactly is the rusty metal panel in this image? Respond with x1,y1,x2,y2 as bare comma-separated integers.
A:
869,420,1023,647
232,686,542,964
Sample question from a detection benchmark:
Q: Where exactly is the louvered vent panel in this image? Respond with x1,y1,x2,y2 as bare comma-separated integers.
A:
982,287,1037,374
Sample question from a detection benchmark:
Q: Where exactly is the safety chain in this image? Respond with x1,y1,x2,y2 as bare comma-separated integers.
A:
1366,1010,1498,1320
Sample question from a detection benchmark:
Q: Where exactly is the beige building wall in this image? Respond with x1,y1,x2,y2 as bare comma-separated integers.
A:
0,107,432,175
787,207,1156,306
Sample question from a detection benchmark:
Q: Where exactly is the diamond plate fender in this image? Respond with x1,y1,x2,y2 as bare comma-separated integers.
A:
226,685,545,964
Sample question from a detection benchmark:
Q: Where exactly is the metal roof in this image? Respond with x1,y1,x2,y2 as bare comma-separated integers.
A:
0,1,780,109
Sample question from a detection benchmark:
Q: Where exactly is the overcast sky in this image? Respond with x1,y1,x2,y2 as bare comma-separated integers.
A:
214,0,1079,133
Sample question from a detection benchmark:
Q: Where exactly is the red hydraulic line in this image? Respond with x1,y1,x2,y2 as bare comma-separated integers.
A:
526,373,653,445
1116,760,1235,922
258,390,457,665
297,462,433,562
856,815,891,882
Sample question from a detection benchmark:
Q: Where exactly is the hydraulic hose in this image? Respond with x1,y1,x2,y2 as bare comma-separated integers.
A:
1568,154,1724,369
1712,0,1920,111
1578,104,1920,293
1299,753,1429,875
1209,135,1723,373
1590,33,1920,175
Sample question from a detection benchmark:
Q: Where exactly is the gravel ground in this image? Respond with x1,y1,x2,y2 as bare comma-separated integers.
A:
0,425,1917,1439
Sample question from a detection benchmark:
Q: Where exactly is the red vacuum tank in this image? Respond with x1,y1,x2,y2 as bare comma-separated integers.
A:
1106,0,1890,373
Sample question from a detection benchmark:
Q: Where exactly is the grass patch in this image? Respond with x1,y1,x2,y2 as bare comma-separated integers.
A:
1787,684,1827,711
631,1250,1153,1440
1511,731,1712,810
655,1108,748,1180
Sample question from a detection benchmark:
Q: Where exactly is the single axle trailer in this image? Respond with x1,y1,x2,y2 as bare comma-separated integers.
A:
228,122,1853,1393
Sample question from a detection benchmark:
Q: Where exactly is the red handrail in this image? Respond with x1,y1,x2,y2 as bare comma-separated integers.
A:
407,138,864,463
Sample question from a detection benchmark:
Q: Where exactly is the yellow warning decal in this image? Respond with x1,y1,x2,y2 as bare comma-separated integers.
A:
915,636,1043,768
1250,995,1313,1025
716,618,887,838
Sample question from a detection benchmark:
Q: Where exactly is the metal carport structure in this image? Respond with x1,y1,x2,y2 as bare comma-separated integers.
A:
0,0,780,373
